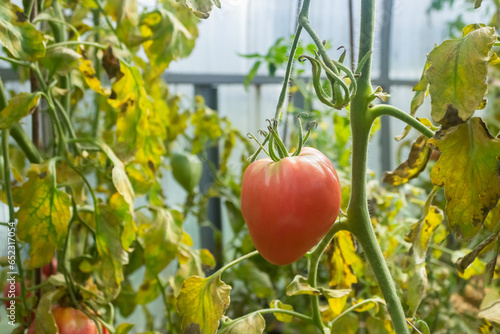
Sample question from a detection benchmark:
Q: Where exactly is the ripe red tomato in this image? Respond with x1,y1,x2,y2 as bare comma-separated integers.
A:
28,307,101,334
241,147,341,265
42,258,58,278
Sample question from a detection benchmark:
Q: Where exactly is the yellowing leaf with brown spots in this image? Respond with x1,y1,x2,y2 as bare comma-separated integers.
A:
0,92,42,130
177,275,231,334
0,1,45,61
13,163,71,268
425,26,496,124
286,275,321,296
427,118,500,239
383,134,431,186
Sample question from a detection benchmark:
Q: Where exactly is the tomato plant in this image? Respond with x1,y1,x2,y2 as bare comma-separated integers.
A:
241,147,341,265
0,0,499,333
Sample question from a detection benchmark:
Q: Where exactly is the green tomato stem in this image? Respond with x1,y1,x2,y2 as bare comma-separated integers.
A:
346,0,410,333
307,221,350,331
215,250,259,277
370,104,435,139
222,308,314,328
46,41,108,50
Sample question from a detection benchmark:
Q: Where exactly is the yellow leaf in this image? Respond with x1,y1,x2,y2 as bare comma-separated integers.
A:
177,275,231,334
219,312,265,334
13,163,70,268
427,118,500,239
79,59,110,96
286,275,321,296
327,231,360,288
270,300,293,323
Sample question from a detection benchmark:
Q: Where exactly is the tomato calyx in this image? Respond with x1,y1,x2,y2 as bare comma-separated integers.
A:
248,115,318,163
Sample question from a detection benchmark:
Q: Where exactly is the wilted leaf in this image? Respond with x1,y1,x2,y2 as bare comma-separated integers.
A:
33,289,65,334
456,233,499,273
0,92,42,129
270,300,293,323
383,135,431,186
176,0,221,19
13,164,71,268
479,300,500,324
405,205,443,315
100,142,135,210
177,275,231,334
0,1,45,61
96,193,132,298
286,275,321,296
425,26,496,124
79,59,110,95
141,208,183,279
140,5,198,78
41,47,81,76
218,312,265,334
427,118,500,239
327,231,360,288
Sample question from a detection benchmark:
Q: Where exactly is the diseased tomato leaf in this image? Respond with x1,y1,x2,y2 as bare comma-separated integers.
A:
0,92,42,130
105,0,145,47
140,4,198,78
79,59,110,96
136,278,161,305
177,275,231,334
192,96,224,153
478,300,500,324
427,117,500,239
404,205,444,315
0,1,45,61
218,312,265,334
286,275,321,296
383,134,431,186
33,289,65,334
107,62,166,172
13,163,71,268
176,0,221,19
139,208,183,279
96,193,133,298
425,26,496,124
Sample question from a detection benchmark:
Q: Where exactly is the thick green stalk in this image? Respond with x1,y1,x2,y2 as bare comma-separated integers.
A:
347,0,409,333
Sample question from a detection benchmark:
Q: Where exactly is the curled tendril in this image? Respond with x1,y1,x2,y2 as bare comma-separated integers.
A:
337,46,347,64
303,121,318,146
258,129,267,137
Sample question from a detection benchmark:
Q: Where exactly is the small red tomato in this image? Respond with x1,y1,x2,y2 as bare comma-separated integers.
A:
241,147,341,265
28,307,99,334
42,258,58,278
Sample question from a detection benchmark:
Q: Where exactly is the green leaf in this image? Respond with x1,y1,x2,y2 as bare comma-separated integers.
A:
270,300,293,323
41,47,81,76
136,278,161,305
286,275,321,296
383,135,431,186
13,163,71,268
105,0,144,47
218,313,265,334
427,117,500,239
244,61,262,89
425,26,496,124
95,193,133,298
177,275,231,334
234,261,274,299
140,5,198,78
141,208,183,279
0,1,45,61
0,92,42,130
474,0,484,9
176,0,221,19
116,323,135,334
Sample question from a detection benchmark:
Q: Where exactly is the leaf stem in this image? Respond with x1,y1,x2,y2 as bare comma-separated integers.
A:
370,104,435,139
307,221,350,331
328,298,384,327
215,250,259,276
223,308,314,327
46,41,108,50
